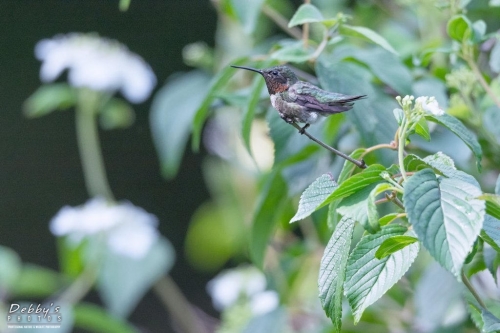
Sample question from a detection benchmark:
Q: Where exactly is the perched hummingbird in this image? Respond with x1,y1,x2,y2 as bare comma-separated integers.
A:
231,65,366,132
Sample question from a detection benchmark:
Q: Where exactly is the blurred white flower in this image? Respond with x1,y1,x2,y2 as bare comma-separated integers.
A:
50,198,159,259
206,266,267,311
416,96,444,116
35,33,156,103
249,290,279,315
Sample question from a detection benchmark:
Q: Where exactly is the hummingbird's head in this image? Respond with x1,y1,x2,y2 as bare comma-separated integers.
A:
231,65,298,95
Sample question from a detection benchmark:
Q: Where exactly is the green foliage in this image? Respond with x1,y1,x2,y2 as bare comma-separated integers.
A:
73,303,138,333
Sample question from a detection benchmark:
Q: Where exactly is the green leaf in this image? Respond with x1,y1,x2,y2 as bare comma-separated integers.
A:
414,117,430,141
404,153,480,187
99,98,135,129
241,75,266,156
393,108,404,126
231,0,265,34
484,105,500,142
288,4,324,27
98,237,175,317
337,148,366,184
251,172,289,268
192,58,247,151
425,113,482,171
319,217,355,332
367,183,393,231
0,246,21,290
339,24,398,55
150,71,211,178
482,309,500,333
447,15,473,41
403,169,485,277
23,83,76,118
479,194,500,220
379,213,400,226
345,225,419,323
271,40,315,63
472,20,487,42
375,235,418,259
74,303,137,333
320,164,386,207
337,184,380,234
290,173,338,223
482,215,500,252
10,264,65,298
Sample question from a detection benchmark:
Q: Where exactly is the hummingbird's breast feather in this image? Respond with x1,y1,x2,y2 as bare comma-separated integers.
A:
270,93,319,124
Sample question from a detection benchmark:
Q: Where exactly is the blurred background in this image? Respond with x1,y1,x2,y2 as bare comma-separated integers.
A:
0,1,218,331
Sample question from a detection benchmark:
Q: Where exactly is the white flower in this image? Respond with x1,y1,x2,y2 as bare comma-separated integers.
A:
206,266,267,311
416,96,444,116
50,198,159,259
249,290,279,315
35,33,156,103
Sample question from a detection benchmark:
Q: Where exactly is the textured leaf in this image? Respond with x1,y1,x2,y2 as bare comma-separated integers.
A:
367,183,393,231
414,117,430,141
426,112,482,171
337,148,366,184
339,25,397,55
251,172,289,268
98,237,175,317
404,153,479,187
290,174,337,223
482,309,500,333
375,235,418,259
73,303,137,333
379,213,400,226
192,58,247,151
337,185,380,233
345,225,419,322
23,83,76,118
150,71,211,178
288,4,324,27
321,164,385,207
319,217,355,332
403,169,485,277
447,15,473,41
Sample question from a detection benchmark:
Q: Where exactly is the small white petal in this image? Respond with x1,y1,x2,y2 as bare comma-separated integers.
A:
423,99,444,116
250,291,279,315
207,270,245,310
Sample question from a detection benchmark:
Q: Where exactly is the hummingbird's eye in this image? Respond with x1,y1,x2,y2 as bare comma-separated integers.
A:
271,71,278,76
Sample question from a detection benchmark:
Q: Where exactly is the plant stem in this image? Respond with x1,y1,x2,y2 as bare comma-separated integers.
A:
462,271,487,309
154,276,207,333
397,121,409,183
302,0,311,48
290,123,366,169
76,89,115,201
262,4,302,40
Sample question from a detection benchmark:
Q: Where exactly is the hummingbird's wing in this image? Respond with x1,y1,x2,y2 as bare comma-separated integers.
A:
289,81,366,113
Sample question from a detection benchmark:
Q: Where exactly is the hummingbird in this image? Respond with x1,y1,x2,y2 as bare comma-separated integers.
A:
231,65,366,133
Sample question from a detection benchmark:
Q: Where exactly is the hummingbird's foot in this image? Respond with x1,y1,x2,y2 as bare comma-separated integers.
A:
299,123,310,134
279,113,294,124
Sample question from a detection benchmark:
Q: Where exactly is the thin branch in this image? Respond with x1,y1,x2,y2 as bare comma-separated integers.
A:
262,4,302,40
462,271,487,309
154,276,207,333
290,123,366,169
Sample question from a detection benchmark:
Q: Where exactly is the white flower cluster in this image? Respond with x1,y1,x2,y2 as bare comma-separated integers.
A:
35,33,156,103
50,198,159,259
415,96,444,116
207,266,279,316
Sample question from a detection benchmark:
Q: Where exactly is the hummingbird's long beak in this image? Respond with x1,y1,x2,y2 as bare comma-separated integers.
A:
231,65,263,74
